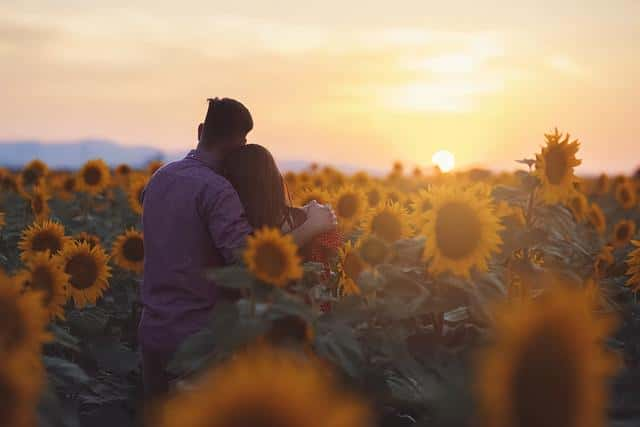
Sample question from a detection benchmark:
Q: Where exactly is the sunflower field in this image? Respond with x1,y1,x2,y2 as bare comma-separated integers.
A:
1,129,640,427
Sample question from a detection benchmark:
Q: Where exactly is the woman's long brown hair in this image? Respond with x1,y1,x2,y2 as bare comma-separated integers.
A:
221,144,293,229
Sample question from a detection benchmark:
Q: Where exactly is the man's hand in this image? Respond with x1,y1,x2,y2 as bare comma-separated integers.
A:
304,200,337,234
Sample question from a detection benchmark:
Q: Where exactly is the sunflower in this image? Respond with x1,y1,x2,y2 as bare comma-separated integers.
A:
77,159,111,195
155,346,371,427
567,192,588,222
23,252,69,320
74,232,101,249
612,219,636,247
364,185,384,208
587,203,607,235
114,163,132,180
59,174,77,200
337,241,366,296
147,160,164,175
408,190,433,228
17,159,48,196
18,220,70,262
361,202,411,243
352,171,370,188
594,245,614,278
357,234,391,266
332,186,367,232
244,227,302,287
294,188,331,207
111,229,144,273
57,242,111,308
615,179,637,210
284,172,298,190
534,128,581,204
422,185,504,278
0,270,51,357
476,288,617,427
30,185,51,221
0,172,18,193
128,177,147,215
309,174,327,190
625,240,640,292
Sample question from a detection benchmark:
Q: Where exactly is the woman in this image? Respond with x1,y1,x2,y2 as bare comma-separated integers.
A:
221,144,342,262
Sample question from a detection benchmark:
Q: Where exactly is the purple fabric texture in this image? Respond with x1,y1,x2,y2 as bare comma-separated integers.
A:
138,149,252,354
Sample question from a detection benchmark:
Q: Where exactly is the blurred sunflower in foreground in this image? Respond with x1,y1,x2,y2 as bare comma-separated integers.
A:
625,240,640,292
422,185,503,279
244,227,302,287
0,270,51,357
154,346,371,427
77,159,111,195
57,241,111,307
534,128,581,204
112,229,145,273
361,202,411,243
18,220,70,262
476,289,618,427
22,252,69,320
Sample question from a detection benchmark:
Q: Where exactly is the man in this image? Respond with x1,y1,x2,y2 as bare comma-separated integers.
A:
139,98,335,397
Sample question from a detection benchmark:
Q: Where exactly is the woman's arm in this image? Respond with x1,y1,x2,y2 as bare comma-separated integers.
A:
289,201,336,247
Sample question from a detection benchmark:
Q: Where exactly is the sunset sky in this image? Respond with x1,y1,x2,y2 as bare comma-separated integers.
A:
1,0,639,174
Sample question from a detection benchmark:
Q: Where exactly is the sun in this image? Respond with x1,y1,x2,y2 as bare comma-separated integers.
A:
432,150,455,172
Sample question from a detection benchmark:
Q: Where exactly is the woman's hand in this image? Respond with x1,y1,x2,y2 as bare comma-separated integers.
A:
304,201,337,234
289,201,337,247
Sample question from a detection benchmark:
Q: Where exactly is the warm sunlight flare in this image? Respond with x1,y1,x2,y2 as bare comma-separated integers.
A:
432,150,455,172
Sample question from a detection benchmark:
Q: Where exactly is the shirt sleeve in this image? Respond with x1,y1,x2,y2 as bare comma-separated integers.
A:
202,181,253,264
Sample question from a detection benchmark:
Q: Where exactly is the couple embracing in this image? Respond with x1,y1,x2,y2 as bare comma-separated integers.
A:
139,98,337,398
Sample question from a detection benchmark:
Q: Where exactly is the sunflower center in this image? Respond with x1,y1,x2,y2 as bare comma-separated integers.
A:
367,190,381,207
435,202,482,260
123,237,144,262
255,243,287,279
510,326,580,427
343,252,366,281
359,238,389,266
22,168,40,187
83,167,102,186
31,231,62,255
0,298,26,353
337,194,359,219
30,266,56,305
117,165,132,175
65,253,99,290
544,145,569,185
371,211,403,243
616,224,630,241
63,177,76,192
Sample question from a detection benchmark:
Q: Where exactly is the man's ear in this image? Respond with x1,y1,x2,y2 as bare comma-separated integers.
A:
197,123,204,141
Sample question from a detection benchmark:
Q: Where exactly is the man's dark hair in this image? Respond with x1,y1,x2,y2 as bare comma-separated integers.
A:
200,98,253,144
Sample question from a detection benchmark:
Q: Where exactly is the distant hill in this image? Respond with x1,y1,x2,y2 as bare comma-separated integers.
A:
0,140,164,169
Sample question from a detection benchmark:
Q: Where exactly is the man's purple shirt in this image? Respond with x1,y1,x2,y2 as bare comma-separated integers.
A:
139,149,252,354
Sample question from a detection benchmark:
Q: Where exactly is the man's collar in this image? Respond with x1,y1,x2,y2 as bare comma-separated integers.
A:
186,148,222,172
